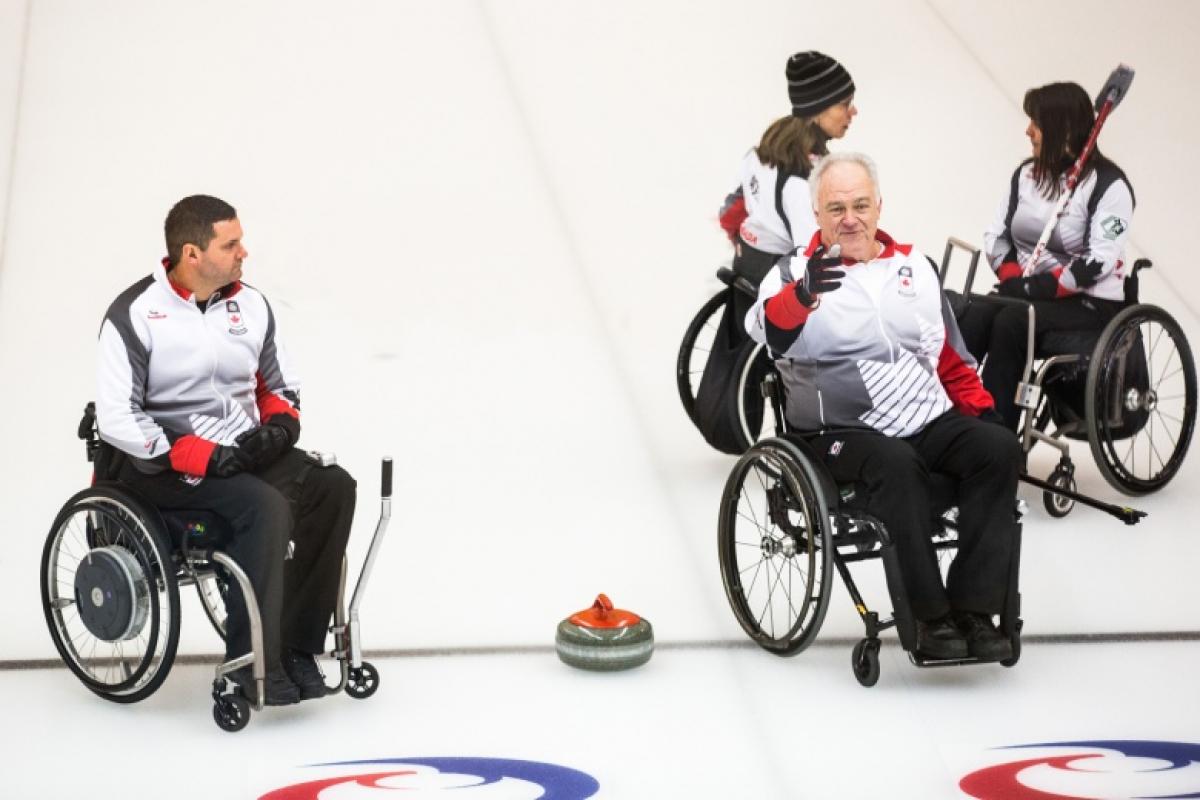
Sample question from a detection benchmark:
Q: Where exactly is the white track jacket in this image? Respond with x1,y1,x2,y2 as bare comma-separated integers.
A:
736,150,819,256
983,160,1134,302
746,230,993,437
96,260,301,476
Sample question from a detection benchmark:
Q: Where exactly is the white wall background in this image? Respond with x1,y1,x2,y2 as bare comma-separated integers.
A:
2,0,1197,660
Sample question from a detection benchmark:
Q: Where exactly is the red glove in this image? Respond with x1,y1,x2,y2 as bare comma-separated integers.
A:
995,261,1023,282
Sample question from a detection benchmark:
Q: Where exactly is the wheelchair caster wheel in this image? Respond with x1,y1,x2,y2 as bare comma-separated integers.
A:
213,694,250,732
852,638,881,687
1043,466,1076,518
345,661,379,699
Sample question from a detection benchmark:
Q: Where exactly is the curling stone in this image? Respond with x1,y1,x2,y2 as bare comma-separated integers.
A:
555,594,653,671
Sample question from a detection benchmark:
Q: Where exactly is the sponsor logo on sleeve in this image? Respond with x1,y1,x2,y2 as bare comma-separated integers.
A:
1101,215,1127,239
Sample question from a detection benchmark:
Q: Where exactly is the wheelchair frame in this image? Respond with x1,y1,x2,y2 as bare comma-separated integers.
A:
40,404,394,732
718,371,1024,686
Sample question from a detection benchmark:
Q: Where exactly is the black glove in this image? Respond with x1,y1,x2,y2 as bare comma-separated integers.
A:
794,245,845,307
208,445,251,478
235,422,294,471
996,272,1058,301
1068,257,1103,289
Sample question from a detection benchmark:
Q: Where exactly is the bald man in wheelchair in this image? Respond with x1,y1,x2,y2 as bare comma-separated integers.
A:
745,152,1022,661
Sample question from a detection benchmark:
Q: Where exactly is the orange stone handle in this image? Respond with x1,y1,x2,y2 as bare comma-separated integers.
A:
568,593,642,629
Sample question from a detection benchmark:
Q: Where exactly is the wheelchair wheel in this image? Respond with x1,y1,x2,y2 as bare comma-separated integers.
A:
851,638,881,687
1043,463,1076,518
677,290,727,424
345,661,380,699
41,485,180,703
1086,304,1197,495
718,439,833,655
213,694,250,732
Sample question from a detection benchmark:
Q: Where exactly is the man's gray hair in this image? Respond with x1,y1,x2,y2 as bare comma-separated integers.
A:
809,151,881,209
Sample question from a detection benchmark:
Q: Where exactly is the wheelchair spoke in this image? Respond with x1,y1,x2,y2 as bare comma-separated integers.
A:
1153,347,1179,391
1144,324,1161,379
739,482,763,533
743,556,766,600
1155,366,1184,388
755,561,777,635
1151,409,1180,457
738,556,767,576
1146,415,1166,475
737,504,764,537
764,557,797,638
1154,408,1183,430
752,461,771,496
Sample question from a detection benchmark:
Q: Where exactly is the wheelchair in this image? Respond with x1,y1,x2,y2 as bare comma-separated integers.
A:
717,373,1024,687
941,238,1197,516
39,403,393,731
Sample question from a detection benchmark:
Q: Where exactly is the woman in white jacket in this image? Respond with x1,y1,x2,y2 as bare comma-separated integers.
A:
718,51,857,306
959,81,1134,429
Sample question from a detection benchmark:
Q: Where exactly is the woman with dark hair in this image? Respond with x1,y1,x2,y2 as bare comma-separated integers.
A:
959,81,1135,430
718,51,857,291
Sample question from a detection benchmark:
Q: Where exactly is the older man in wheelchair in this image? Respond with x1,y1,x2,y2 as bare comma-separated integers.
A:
40,195,388,731
736,152,1023,670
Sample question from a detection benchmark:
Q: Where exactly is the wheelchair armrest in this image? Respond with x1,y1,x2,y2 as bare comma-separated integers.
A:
715,267,758,299
78,401,97,440
1132,258,1152,274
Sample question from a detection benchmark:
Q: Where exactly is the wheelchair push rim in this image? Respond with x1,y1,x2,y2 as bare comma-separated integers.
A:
41,486,181,703
1086,304,1197,495
718,440,833,655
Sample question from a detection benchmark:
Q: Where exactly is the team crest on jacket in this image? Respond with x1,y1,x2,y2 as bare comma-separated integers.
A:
226,300,248,335
898,265,916,297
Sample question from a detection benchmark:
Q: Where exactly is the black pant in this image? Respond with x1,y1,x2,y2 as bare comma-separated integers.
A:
119,449,356,666
958,294,1122,429
805,412,1021,620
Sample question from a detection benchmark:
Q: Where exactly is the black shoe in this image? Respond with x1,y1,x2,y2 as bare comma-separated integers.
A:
282,648,328,700
954,611,1014,662
915,614,969,660
227,665,301,706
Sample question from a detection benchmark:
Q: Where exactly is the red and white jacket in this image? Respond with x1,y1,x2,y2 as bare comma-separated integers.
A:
96,259,301,476
746,230,993,437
